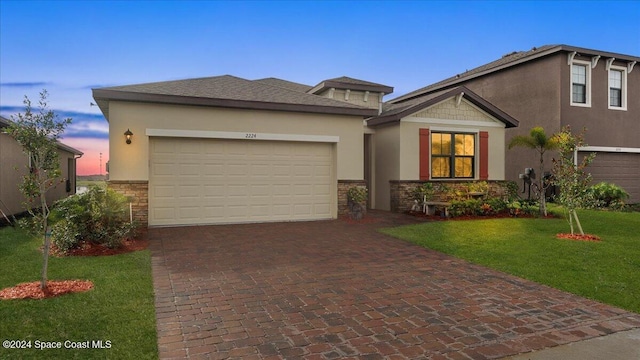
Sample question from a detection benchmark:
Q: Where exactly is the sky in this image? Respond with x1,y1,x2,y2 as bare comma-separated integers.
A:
1,0,639,175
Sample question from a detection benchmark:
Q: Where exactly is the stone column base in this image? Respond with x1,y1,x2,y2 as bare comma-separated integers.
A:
107,180,149,226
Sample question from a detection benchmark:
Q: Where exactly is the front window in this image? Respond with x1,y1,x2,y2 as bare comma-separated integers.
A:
609,67,627,110
431,132,475,178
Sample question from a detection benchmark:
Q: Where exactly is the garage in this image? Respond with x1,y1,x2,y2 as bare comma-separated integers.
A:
149,137,335,226
580,151,640,204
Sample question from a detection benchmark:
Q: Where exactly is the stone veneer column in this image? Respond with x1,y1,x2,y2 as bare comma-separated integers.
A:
337,180,367,216
107,180,149,226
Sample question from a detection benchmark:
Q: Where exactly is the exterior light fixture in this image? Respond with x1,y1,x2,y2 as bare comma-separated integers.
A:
124,129,133,144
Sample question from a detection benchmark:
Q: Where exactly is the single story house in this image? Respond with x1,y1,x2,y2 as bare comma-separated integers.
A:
0,115,83,218
93,76,517,227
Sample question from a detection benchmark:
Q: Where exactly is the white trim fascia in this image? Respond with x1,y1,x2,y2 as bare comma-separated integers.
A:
146,129,340,143
578,146,640,154
402,117,505,128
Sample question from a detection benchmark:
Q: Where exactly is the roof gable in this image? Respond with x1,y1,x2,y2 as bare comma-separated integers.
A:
368,86,518,128
410,97,498,124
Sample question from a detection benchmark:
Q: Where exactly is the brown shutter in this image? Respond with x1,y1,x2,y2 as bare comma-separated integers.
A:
419,128,430,180
479,131,489,180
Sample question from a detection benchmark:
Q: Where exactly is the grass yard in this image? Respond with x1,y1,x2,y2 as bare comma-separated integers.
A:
0,226,157,359
382,209,640,314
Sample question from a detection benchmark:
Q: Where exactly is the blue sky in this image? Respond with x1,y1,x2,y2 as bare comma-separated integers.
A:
1,0,639,174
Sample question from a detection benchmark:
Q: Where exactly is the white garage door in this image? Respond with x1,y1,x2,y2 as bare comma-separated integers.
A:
149,137,335,226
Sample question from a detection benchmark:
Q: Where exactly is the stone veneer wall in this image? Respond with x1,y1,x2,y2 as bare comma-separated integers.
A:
337,180,368,216
390,180,514,213
107,180,149,225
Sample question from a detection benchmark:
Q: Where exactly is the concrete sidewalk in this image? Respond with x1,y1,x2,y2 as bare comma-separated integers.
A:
506,328,640,359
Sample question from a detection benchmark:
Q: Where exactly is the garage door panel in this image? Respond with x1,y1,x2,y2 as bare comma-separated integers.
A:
582,152,640,203
150,137,335,226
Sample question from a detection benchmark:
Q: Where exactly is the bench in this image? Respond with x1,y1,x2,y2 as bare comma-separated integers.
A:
423,196,451,217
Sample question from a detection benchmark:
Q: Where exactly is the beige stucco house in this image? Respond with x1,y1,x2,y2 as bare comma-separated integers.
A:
93,76,517,227
0,116,82,218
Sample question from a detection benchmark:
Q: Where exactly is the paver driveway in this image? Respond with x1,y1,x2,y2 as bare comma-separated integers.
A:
149,211,640,359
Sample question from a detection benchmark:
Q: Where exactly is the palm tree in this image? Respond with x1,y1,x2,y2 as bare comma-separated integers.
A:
508,127,558,216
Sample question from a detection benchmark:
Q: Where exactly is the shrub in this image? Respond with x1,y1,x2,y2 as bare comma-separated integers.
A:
587,182,629,209
449,199,482,217
411,182,434,202
347,186,368,204
50,186,136,253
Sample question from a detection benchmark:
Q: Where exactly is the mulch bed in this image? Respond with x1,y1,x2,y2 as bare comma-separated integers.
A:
0,280,94,300
405,211,555,221
2,237,148,300
64,238,149,256
556,233,601,242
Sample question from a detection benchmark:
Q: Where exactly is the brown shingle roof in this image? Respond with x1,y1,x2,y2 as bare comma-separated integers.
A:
308,76,393,95
390,44,640,103
92,75,378,120
253,77,312,93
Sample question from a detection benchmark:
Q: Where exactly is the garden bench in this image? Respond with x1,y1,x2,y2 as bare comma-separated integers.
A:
423,197,451,217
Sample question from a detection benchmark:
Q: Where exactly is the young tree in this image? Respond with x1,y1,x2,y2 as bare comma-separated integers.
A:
552,126,595,235
508,126,558,216
5,90,72,290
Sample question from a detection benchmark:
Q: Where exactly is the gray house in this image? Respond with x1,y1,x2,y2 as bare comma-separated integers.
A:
0,115,83,218
389,45,640,203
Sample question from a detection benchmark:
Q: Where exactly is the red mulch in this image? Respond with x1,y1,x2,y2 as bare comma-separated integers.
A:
64,238,149,256
0,280,94,300
556,233,601,242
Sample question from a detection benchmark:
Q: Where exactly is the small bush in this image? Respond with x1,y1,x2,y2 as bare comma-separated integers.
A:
411,182,434,202
587,182,629,210
50,186,136,253
347,186,368,204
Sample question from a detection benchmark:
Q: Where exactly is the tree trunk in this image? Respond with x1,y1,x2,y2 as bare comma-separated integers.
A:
40,184,50,291
573,210,584,235
539,152,547,217
41,226,50,290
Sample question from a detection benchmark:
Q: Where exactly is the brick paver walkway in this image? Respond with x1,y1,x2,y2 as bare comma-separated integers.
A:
149,211,640,359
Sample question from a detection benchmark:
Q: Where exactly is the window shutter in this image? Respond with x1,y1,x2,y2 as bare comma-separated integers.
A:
419,128,430,180
479,131,489,180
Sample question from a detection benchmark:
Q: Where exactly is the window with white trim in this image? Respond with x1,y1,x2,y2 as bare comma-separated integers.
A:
608,66,627,110
571,61,591,107
431,132,475,178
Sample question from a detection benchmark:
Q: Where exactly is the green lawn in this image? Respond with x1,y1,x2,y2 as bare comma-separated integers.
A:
381,209,640,314
0,227,158,359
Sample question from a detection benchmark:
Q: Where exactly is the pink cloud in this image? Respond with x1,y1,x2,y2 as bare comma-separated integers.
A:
60,138,109,176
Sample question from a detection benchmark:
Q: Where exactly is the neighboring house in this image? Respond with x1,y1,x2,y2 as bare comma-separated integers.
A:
93,75,518,226
0,116,83,218
390,45,640,203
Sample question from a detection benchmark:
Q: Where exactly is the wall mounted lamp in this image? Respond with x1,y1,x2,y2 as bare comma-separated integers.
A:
124,129,133,144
